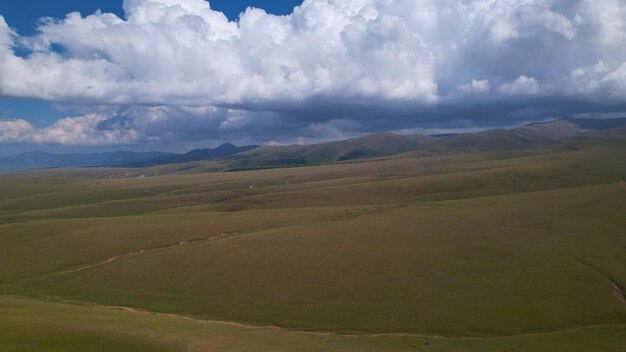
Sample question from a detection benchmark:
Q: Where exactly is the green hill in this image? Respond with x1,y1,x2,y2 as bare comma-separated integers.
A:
0,135,625,351
230,132,435,169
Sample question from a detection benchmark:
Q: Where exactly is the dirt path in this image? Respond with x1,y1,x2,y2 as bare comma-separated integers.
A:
578,258,626,304
87,303,626,340
31,295,625,341
60,255,123,274
59,232,238,275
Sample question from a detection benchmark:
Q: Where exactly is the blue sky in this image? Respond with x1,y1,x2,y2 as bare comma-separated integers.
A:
0,1,124,36
0,0,625,155
0,0,302,132
0,1,302,34
0,1,122,133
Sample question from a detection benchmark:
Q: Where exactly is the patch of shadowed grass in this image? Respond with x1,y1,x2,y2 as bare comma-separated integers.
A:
2,295,626,352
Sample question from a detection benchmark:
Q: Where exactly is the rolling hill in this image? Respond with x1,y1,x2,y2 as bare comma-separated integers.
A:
517,117,626,139
0,134,625,351
227,117,626,169
426,128,555,152
426,117,626,153
229,132,436,170
2,117,624,174
0,143,259,173
124,143,260,167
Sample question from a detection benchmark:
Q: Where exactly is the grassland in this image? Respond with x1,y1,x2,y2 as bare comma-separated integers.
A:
1,136,625,351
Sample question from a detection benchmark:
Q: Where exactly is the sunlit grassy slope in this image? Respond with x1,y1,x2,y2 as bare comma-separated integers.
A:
1,136,625,351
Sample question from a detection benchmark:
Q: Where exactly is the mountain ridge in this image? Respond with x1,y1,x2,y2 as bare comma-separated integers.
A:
125,143,260,167
1,117,624,173
0,143,259,173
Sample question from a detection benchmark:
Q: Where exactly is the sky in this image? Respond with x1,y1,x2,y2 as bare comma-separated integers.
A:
0,0,625,155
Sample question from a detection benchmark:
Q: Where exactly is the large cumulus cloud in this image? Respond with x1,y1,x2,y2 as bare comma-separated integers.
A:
0,114,148,145
0,106,283,146
0,0,626,145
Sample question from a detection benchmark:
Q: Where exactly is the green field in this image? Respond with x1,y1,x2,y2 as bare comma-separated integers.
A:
1,136,625,351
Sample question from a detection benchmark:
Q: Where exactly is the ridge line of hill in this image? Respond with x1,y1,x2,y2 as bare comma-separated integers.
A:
1,117,624,173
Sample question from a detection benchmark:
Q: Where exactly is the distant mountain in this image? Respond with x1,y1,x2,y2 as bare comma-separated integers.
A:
0,143,260,173
126,143,260,167
229,117,626,170
427,128,555,152
563,117,626,130
517,117,626,140
516,119,587,140
2,117,624,174
0,151,174,173
230,132,436,170
427,117,626,153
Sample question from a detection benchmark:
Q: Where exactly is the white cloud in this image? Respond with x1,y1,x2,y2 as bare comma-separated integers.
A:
0,16,14,50
0,119,35,143
0,0,621,108
0,105,281,146
0,0,625,146
498,76,542,96
219,110,252,131
601,63,626,90
459,79,490,94
0,0,440,106
0,114,148,145
565,61,626,103
265,140,286,147
582,0,626,47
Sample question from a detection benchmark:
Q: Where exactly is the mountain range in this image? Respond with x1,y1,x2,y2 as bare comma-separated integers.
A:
0,143,258,173
1,117,624,173
230,132,436,169
122,143,259,167
426,117,626,153
228,117,626,170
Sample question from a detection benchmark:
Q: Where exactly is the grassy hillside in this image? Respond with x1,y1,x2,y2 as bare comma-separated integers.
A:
1,136,625,351
2,296,626,352
230,132,434,169
2,117,624,175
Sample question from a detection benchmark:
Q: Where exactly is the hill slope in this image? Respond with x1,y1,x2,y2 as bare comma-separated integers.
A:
231,132,435,169
427,117,626,153
2,117,624,174
0,144,260,173
126,143,259,167
0,135,625,352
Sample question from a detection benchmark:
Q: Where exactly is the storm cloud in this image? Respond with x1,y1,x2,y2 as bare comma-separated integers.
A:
0,0,625,146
